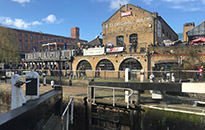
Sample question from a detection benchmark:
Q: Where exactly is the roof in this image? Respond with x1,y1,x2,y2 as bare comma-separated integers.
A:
87,36,103,46
0,25,87,43
187,21,205,36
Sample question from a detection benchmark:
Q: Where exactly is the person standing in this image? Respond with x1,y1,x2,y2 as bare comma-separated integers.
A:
199,66,203,81
43,72,46,86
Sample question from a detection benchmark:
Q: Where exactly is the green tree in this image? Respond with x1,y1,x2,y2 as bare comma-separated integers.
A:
0,26,20,63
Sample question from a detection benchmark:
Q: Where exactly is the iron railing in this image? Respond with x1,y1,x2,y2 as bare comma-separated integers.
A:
0,69,204,83
61,97,74,130
88,85,134,108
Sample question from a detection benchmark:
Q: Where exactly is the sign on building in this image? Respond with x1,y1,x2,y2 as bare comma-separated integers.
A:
106,47,124,53
121,11,132,17
83,47,105,56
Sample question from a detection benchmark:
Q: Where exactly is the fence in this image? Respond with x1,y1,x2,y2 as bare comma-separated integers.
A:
0,69,204,83
61,97,74,130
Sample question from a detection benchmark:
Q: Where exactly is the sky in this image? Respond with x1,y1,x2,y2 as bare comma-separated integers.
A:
0,0,204,41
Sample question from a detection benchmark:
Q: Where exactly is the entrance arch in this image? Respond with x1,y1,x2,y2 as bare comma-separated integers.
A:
76,60,92,70
119,58,142,70
96,59,115,70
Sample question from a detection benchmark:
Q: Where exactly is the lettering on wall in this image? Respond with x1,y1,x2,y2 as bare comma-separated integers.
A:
104,16,152,29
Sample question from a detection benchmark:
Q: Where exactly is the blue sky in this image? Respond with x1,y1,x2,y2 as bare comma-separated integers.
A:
0,0,204,41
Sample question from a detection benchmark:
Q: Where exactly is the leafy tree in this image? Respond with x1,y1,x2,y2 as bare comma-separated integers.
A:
0,26,20,63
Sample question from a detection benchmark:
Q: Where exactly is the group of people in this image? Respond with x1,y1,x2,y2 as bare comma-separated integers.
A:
77,65,86,78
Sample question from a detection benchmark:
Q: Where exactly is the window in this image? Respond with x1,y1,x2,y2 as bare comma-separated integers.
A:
25,40,28,44
116,36,124,46
77,60,92,70
129,34,138,43
24,34,28,38
18,33,22,38
96,59,115,70
119,58,142,70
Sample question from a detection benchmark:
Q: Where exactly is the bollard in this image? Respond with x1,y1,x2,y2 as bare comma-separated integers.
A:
43,72,46,86
125,68,130,82
69,79,72,86
51,80,55,88
140,69,145,82
125,90,129,103
125,68,130,106
11,74,26,110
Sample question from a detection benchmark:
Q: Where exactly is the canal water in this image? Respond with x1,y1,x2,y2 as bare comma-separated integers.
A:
71,97,205,130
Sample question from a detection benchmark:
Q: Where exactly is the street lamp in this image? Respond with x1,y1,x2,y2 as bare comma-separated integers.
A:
59,48,62,86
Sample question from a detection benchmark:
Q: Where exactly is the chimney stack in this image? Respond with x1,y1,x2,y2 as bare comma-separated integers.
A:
71,27,80,39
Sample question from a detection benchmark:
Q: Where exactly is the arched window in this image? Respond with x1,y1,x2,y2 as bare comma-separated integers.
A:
116,35,124,46
119,58,142,70
76,60,92,70
96,59,115,70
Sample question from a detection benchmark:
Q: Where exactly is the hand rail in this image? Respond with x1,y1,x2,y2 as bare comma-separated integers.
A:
61,97,74,130
88,85,134,108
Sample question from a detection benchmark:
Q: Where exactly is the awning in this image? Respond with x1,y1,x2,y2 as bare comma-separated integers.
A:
190,37,205,44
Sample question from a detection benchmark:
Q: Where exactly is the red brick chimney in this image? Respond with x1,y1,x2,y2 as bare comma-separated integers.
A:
71,27,79,39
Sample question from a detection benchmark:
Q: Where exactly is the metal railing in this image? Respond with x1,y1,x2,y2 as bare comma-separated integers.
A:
88,85,134,108
61,97,74,130
0,69,204,83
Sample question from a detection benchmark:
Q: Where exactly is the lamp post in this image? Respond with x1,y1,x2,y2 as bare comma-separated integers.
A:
59,48,62,85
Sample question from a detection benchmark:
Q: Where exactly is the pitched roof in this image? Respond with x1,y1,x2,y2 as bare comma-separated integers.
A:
87,36,103,46
187,21,205,36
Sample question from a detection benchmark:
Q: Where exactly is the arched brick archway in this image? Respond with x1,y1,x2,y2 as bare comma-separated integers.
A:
76,60,92,70
96,59,115,70
119,58,142,71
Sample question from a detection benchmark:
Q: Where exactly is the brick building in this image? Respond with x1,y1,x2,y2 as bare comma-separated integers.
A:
72,4,178,75
0,26,87,55
102,4,178,53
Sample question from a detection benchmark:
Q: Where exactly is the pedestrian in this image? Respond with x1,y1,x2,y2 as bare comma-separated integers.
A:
96,67,101,77
43,72,46,86
149,73,155,83
171,73,175,82
199,66,203,80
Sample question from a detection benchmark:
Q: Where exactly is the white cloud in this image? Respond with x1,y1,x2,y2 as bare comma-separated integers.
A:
0,16,42,29
42,14,57,24
0,14,62,29
32,21,42,25
142,0,205,11
11,0,31,4
42,14,63,24
97,0,130,10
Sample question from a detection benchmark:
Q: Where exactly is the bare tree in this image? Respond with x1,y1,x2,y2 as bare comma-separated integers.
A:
0,26,20,63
